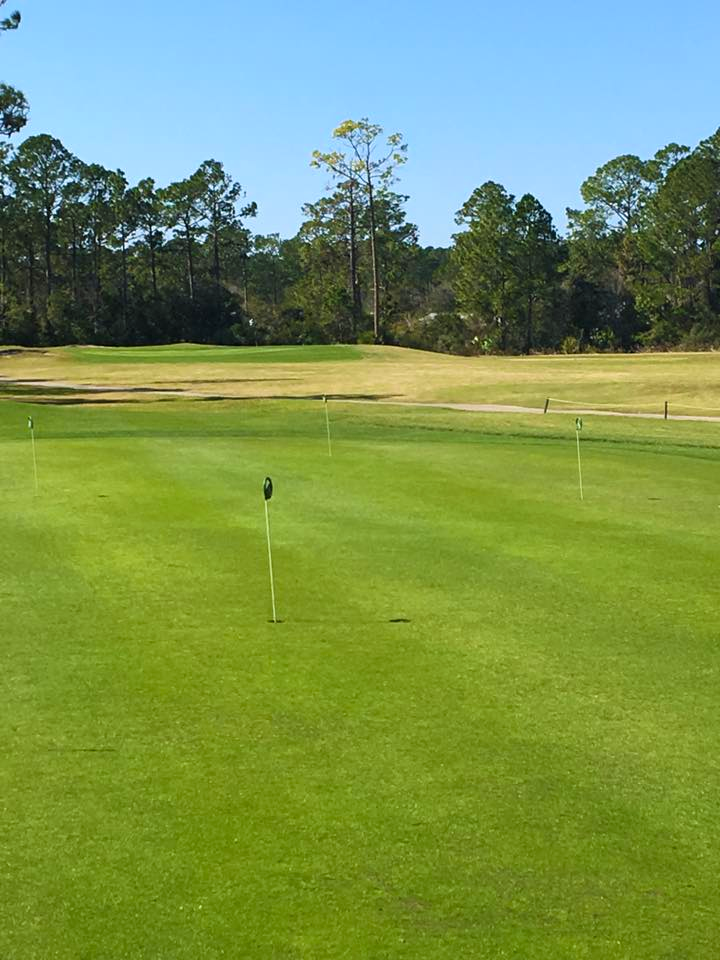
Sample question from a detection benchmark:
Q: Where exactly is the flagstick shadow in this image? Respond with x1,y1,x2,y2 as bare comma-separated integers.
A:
269,618,412,625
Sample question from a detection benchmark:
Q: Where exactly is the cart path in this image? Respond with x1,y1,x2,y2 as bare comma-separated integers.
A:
3,376,720,423
365,400,720,422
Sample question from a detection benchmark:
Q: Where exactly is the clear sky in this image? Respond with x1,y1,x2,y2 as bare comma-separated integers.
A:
5,0,719,246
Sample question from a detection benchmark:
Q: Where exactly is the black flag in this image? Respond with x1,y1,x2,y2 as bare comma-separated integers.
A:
263,477,273,501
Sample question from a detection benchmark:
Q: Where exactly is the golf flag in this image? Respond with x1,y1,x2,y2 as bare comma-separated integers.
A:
323,394,332,457
575,418,584,501
262,476,277,622
28,414,38,492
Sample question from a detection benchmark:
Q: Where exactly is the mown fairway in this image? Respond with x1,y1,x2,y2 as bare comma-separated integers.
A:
2,395,720,958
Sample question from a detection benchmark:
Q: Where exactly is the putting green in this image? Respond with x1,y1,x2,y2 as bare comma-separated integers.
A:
1,398,719,958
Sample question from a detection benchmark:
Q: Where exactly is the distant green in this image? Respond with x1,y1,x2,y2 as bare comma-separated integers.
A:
1,399,719,959
67,343,364,365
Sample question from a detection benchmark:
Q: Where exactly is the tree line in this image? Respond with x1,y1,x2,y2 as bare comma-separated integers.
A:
418,131,720,354
2,11,719,353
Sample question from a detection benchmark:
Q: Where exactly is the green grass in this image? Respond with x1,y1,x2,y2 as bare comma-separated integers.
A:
66,344,365,365
2,398,719,958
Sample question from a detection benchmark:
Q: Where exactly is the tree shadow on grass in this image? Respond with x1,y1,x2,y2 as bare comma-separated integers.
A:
256,393,396,402
20,391,397,406
178,377,303,384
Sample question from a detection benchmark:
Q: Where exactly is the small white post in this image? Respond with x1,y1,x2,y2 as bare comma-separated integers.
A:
575,417,584,501
28,416,38,493
323,395,332,457
263,477,277,622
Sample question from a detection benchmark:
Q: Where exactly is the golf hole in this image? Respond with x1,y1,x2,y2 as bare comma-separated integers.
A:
388,618,411,623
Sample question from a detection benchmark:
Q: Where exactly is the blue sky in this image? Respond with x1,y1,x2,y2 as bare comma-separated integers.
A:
5,0,719,246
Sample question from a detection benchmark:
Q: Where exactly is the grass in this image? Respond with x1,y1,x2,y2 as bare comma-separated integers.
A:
2,397,720,958
3,344,720,413
68,344,365,365
0,383,77,397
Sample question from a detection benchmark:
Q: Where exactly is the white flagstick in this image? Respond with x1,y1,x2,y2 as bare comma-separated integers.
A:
263,477,277,623
323,395,332,457
575,417,584,501
28,416,38,493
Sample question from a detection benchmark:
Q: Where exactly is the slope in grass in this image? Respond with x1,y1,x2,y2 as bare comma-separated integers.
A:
68,343,365,365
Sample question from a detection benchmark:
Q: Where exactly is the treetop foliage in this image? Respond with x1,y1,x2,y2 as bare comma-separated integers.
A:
0,0,20,33
0,1,27,137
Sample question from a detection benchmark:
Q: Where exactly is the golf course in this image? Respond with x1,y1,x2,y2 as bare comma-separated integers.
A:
2,345,719,958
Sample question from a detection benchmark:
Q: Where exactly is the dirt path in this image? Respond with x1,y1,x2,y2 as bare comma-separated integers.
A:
3,376,720,423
